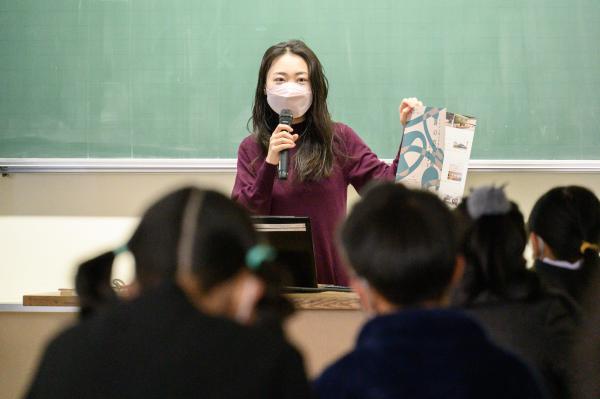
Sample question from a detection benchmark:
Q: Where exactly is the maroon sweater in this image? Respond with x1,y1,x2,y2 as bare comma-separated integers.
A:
232,122,399,286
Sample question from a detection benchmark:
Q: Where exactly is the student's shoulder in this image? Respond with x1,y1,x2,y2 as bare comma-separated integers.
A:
53,305,125,345
26,322,98,398
502,285,582,326
241,323,300,357
35,316,107,380
313,351,359,396
475,339,545,396
219,323,309,398
540,288,582,326
446,311,541,387
43,321,89,357
185,311,296,359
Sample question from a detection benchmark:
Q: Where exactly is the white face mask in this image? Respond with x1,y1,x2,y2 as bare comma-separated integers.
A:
266,82,313,118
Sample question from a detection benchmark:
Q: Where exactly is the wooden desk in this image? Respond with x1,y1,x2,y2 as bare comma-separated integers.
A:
23,290,361,310
23,290,78,307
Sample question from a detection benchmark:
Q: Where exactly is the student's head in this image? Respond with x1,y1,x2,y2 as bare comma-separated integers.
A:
252,39,334,181
452,186,537,305
528,186,600,265
339,182,461,313
76,187,281,324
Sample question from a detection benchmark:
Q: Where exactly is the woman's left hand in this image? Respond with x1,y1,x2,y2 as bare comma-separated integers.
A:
399,97,423,126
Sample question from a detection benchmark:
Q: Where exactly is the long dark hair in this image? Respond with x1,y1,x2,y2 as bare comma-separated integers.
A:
251,39,335,182
75,187,293,323
340,183,458,306
452,198,541,305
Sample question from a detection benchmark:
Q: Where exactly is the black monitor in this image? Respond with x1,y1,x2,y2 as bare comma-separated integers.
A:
252,216,317,288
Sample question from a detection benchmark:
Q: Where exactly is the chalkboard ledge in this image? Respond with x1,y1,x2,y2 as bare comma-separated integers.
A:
1,159,600,174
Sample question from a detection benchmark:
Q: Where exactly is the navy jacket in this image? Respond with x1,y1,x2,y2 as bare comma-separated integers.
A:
314,308,545,399
462,290,579,399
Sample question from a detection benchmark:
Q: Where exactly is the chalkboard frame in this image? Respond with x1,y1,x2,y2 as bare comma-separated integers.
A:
2,158,600,174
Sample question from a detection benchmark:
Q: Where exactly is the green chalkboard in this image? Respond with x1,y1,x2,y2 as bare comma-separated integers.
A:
1,0,599,160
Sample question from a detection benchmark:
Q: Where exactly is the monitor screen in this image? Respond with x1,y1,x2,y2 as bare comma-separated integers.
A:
252,216,317,288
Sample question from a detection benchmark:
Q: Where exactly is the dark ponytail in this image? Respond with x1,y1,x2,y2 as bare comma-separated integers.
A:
73,188,191,318
75,251,118,319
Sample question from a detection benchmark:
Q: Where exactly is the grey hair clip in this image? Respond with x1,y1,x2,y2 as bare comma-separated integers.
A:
467,185,510,219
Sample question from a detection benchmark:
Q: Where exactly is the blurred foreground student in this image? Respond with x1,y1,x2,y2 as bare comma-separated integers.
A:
528,186,600,305
314,183,545,399
452,186,579,399
26,187,310,399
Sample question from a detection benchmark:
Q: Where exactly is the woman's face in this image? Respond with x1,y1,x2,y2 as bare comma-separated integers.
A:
265,52,310,91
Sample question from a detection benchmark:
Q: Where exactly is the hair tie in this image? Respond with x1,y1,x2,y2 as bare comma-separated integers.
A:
246,244,276,270
467,185,511,220
580,241,600,255
113,244,129,256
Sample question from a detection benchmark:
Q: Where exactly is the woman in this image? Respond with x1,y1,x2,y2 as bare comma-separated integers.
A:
528,185,600,306
452,186,580,399
25,187,310,399
232,39,420,285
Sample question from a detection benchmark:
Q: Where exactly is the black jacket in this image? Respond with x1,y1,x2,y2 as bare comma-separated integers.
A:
462,290,580,399
25,282,310,399
534,259,594,306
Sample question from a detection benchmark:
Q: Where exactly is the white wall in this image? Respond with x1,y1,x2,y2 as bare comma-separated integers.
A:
1,171,599,303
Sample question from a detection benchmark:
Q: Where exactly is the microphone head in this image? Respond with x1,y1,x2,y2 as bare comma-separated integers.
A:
279,109,293,125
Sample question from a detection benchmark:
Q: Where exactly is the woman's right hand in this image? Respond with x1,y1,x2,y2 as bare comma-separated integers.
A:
266,124,299,165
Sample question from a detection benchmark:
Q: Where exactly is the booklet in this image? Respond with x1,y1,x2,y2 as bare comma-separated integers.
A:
395,106,476,207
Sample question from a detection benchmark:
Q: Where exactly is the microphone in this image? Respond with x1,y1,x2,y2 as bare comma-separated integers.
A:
278,109,293,180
